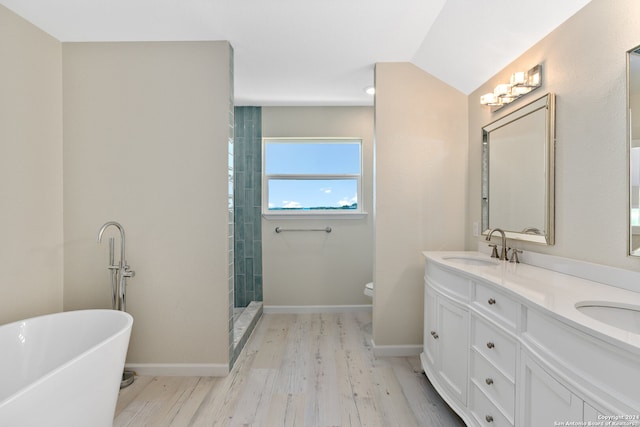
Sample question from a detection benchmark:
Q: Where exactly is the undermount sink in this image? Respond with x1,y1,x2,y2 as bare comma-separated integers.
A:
441,256,498,267
575,302,640,334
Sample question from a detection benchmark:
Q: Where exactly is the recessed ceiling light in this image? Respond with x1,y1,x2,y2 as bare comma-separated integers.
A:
364,86,375,95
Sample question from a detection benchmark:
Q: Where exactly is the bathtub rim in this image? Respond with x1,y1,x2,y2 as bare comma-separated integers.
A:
0,309,133,408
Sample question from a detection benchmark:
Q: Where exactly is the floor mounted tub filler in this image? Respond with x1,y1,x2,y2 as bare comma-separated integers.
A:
0,309,133,427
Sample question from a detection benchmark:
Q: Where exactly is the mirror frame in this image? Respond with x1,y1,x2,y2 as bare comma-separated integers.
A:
482,93,556,245
628,44,640,256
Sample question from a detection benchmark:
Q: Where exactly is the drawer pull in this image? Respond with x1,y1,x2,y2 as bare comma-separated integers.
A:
485,415,494,423
430,331,439,339
488,298,496,305
486,342,495,349
485,378,494,385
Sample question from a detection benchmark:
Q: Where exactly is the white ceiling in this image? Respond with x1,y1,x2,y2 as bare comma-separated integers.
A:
0,0,592,106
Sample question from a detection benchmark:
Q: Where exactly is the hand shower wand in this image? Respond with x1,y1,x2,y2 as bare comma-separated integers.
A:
108,237,118,310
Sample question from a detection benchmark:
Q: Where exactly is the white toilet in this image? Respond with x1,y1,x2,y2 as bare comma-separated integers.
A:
364,282,374,298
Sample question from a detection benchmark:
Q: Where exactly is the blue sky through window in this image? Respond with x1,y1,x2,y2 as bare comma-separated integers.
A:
264,140,361,210
268,179,358,209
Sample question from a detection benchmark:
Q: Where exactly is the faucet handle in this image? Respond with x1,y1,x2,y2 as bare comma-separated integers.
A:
488,244,499,259
122,264,135,278
509,249,522,263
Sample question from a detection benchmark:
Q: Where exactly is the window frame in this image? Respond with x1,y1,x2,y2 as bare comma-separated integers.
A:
262,137,365,219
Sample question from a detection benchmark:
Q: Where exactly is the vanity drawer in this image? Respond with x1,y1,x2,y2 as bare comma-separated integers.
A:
426,262,470,303
469,383,513,427
473,281,519,330
471,315,517,379
470,349,515,421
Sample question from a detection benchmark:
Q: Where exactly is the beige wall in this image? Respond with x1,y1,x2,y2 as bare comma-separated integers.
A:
0,5,63,325
467,0,640,275
62,41,232,367
374,63,468,347
7,0,640,367
262,107,374,306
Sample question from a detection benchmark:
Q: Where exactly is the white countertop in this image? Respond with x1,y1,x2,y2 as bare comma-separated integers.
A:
423,251,640,355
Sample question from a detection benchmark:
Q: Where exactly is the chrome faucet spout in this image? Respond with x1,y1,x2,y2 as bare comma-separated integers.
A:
486,228,508,260
98,221,126,263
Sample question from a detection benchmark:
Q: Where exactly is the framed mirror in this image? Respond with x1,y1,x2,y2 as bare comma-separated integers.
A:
482,93,556,244
628,45,640,256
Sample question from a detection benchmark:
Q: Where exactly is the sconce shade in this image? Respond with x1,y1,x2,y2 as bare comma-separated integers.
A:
494,84,511,97
511,86,532,96
480,93,500,106
511,71,526,86
528,65,541,86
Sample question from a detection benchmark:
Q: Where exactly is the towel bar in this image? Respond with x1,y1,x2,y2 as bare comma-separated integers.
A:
274,226,332,233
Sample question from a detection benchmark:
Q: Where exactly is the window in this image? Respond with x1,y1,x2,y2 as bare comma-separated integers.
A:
263,138,363,215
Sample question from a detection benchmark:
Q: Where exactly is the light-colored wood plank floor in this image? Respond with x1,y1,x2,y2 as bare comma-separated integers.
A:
114,311,465,426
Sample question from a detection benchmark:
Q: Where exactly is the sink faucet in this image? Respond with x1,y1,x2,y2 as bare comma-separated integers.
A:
486,228,508,261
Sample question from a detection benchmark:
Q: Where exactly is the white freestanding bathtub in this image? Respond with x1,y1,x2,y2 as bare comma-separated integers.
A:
0,309,133,427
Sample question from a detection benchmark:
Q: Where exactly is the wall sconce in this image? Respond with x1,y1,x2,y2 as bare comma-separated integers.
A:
480,64,542,110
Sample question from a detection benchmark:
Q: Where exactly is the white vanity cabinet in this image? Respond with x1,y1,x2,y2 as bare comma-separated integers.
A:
421,252,640,427
468,313,517,426
422,264,470,410
433,296,469,404
422,284,438,366
520,350,613,426
520,305,639,420
520,352,583,427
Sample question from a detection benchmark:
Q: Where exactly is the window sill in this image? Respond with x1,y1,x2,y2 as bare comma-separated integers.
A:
262,212,368,220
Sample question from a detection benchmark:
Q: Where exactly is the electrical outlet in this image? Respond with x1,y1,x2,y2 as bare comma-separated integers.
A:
473,222,479,237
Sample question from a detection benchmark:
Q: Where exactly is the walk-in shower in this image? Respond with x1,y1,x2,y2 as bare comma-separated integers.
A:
232,106,264,363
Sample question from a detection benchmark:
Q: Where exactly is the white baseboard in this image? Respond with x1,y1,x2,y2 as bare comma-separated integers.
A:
125,363,229,377
263,304,372,314
370,339,422,357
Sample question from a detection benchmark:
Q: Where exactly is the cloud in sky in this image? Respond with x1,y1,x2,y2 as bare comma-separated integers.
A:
338,194,357,206
321,187,332,194
282,200,302,208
